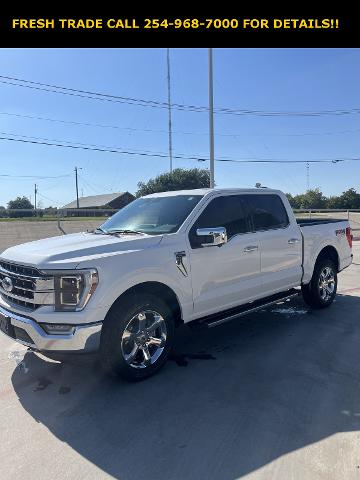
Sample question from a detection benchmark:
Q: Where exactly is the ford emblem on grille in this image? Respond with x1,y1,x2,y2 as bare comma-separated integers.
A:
1,276,13,293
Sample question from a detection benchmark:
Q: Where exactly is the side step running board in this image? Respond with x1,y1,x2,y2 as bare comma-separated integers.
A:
194,289,300,329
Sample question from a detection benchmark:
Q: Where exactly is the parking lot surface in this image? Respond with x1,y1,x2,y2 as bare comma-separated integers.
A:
0,219,102,251
0,241,360,479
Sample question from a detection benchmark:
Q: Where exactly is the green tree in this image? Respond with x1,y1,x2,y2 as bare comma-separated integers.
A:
136,168,210,197
337,188,360,209
7,196,34,209
7,196,34,217
327,196,342,209
286,193,301,209
284,188,360,210
288,188,326,209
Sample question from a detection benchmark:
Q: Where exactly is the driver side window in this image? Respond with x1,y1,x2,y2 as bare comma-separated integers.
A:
189,195,250,248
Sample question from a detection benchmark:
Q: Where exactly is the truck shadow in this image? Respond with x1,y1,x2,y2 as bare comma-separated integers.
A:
11,294,360,479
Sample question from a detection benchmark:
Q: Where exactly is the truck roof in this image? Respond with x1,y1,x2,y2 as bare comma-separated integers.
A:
145,187,283,198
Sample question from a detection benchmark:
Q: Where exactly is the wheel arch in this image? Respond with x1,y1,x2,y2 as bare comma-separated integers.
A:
106,281,183,327
315,245,339,272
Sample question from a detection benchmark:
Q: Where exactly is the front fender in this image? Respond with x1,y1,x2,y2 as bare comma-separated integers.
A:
77,247,193,322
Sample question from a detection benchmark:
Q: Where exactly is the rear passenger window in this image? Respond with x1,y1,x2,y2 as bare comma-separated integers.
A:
189,195,250,248
247,195,289,231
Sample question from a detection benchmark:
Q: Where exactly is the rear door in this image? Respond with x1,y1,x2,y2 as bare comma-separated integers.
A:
245,193,302,296
187,194,262,318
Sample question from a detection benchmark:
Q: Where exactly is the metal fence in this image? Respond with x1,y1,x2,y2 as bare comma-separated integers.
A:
1,207,360,229
293,209,360,232
1,207,360,219
293,208,360,220
0,208,119,219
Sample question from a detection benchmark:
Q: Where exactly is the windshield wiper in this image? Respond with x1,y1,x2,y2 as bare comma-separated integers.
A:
93,227,108,234
108,229,146,235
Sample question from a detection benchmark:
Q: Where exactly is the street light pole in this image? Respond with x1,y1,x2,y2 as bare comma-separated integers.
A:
167,48,173,173
208,48,215,188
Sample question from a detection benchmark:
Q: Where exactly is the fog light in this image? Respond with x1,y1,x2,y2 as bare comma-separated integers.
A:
41,323,75,335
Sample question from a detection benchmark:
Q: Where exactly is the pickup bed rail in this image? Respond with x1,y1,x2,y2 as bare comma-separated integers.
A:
296,218,345,227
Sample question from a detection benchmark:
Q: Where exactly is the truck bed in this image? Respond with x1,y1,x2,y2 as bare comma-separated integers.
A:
297,217,352,284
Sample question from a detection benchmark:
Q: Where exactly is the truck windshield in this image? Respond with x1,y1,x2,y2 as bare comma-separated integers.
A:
99,195,203,235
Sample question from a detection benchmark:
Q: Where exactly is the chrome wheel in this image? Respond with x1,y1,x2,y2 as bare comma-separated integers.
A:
318,266,335,301
121,310,167,369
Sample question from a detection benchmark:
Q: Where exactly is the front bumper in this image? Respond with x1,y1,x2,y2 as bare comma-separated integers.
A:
0,305,102,353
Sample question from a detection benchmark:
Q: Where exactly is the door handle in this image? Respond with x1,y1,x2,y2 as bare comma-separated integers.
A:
288,238,301,244
244,245,259,253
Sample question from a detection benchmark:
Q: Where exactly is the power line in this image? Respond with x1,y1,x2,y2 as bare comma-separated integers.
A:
0,130,172,156
78,175,101,194
78,174,111,194
3,129,354,163
0,173,71,179
2,111,360,138
37,192,63,206
0,78,205,113
0,74,172,107
0,133,355,164
0,112,170,134
2,74,360,117
0,134,187,159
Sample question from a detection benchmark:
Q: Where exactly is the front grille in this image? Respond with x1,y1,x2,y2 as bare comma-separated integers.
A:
0,261,54,311
0,261,40,278
1,292,40,310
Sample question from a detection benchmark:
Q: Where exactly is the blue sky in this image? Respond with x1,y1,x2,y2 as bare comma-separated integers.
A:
0,48,360,207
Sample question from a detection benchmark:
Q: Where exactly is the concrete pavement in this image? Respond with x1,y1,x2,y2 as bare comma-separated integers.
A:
0,219,103,251
0,244,360,479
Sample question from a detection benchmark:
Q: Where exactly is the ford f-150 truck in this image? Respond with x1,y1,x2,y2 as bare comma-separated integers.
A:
0,188,353,380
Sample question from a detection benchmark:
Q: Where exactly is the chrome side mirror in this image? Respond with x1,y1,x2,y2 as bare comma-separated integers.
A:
196,227,227,247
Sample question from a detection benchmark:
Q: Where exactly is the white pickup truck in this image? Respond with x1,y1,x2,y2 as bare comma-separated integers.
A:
0,188,353,380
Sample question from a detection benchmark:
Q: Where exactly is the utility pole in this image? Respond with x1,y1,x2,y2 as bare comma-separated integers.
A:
306,162,310,191
167,48,173,173
34,184,37,215
208,48,215,188
74,167,80,209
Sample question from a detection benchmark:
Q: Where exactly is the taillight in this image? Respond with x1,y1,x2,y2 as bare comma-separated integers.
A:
346,227,353,248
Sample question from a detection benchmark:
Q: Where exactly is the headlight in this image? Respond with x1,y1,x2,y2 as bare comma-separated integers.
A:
41,269,98,312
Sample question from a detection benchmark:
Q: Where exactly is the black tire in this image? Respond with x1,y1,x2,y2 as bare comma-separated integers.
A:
301,258,337,309
100,293,175,381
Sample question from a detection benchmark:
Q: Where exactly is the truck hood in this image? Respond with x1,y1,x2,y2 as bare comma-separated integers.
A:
0,232,163,270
